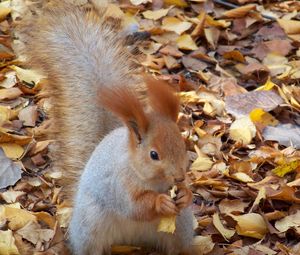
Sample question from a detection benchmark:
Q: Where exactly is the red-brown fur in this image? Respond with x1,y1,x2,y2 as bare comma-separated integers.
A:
145,76,180,122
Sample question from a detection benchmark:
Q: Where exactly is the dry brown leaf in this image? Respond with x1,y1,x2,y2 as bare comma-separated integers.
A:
0,87,22,100
212,213,235,241
230,213,268,239
275,210,300,232
223,4,256,18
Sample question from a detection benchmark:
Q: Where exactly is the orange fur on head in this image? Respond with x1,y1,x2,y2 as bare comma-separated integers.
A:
99,86,149,142
145,76,180,122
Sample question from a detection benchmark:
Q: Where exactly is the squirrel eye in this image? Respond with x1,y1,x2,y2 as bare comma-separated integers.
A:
150,150,159,160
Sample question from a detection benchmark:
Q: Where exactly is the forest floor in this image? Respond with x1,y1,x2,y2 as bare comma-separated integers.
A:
1,0,300,254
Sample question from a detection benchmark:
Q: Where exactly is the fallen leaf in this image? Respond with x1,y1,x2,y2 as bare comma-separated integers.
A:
190,154,213,171
0,230,20,255
18,105,38,127
0,143,24,159
129,0,150,5
231,172,254,183
1,190,25,203
275,210,300,232
250,187,266,212
263,124,300,149
0,72,17,89
162,17,192,35
192,235,214,254
16,221,54,245
219,199,249,215
158,185,177,234
142,8,171,20
0,5,11,22
212,213,235,240
230,213,268,239
229,117,256,145
277,19,300,35
177,34,198,50
223,50,245,63
272,160,300,177
157,216,176,234
4,207,37,230
225,90,283,118
0,87,22,100
0,149,22,189
10,65,45,86
223,4,256,18
164,0,187,7
204,27,220,50
249,108,279,126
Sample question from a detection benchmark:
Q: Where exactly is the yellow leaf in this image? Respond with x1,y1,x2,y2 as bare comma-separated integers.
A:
223,4,256,18
190,155,213,171
164,0,187,7
10,66,45,86
179,91,200,103
231,172,254,183
230,213,268,239
0,230,20,255
0,106,16,124
255,77,276,91
0,143,24,159
142,8,171,20
277,19,300,35
272,160,300,177
249,108,279,126
157,186,177,234
0,6,11,22
205,15,231,28
157,216,176,234
4,207,37,230
177,34,198,50
229,117,256,145
162,17,192,35
212,213,235,241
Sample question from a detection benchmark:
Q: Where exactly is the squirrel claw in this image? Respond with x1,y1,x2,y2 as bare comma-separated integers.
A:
175,187,193,210
155,194,178,216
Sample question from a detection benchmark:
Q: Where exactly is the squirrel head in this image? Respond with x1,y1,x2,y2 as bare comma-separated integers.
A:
99,77,188,190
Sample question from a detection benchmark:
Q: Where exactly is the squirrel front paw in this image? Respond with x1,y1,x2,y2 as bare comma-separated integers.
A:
155,194,179,217
175,186,193,210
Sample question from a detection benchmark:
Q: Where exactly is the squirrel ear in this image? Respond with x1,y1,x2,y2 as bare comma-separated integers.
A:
98,86,148,144
145,76,180,122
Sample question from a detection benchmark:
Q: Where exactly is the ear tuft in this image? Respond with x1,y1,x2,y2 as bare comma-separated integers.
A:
145,76,180,122
98,86,149,139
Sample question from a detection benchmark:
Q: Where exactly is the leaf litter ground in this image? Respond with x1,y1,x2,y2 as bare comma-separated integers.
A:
1,0,300,254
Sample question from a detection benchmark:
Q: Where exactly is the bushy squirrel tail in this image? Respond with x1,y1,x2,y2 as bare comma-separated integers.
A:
16,1,141,204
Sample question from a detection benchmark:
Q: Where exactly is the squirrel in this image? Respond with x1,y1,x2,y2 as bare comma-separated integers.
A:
17,1,196,254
